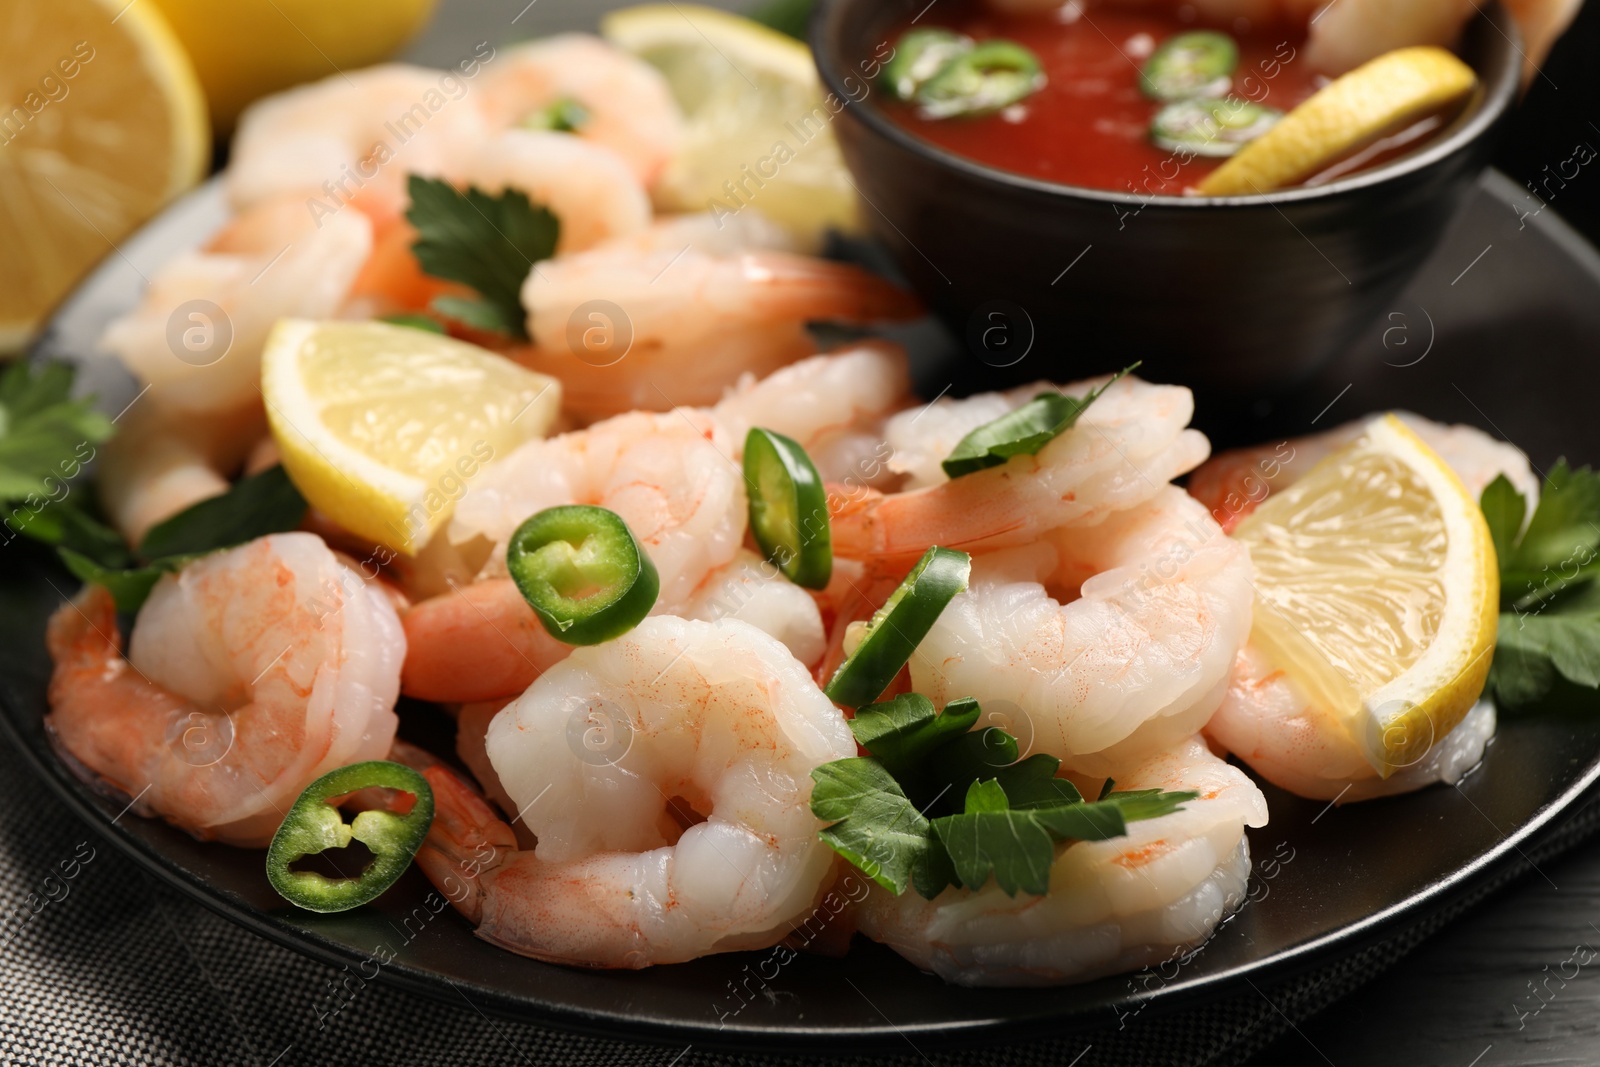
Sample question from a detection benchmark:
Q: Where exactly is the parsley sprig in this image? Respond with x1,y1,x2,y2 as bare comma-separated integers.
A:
404,175,560,341
1483,462,1600,705
0,361,118,556
810,693,1196,899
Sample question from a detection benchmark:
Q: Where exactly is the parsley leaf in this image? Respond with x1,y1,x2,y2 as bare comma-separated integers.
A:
1482,465,1600,705
404,175,560,342
60,466,308,613
811,694,1195,899
0,360,112,507
810,758,955,898
941,364,1138,479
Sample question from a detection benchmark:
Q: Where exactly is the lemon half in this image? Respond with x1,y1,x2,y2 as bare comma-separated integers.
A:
603,3,859,250
0,0,208,352
262,320,561,556
1235,414,1499,776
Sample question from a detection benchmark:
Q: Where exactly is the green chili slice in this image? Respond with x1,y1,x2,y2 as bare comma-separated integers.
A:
824,546,971,708
915,39,1045,120
1140,31,1239,102
883,28,974,101
1150,97,1282,157
942,364,1138,479
745,427,833,590
520,96,590,132
265,761,435,914
507,504,660,645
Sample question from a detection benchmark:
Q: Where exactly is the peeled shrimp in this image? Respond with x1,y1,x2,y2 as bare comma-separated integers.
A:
410,616,856,968
402,408,821,702
226,64,487,217
45,534,405,847
512,212,921,419
830,373,1211,565
473,34,683,188
1189,411,1539,534
445,129,651,255
400,549,826,702
450,407,746,599
100,196,372,416
911,487,1254,776
857,736,1268,987
1198,416,1526,801
1210,645,1497,800
711,341,915,484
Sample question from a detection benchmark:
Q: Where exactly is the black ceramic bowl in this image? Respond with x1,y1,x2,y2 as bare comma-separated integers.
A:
812,1,1521,401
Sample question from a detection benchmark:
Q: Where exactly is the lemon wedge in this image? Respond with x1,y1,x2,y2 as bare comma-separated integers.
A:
1234,414,1499,776
602,3,859,250
1198,46,1478,196
261,320,561,556
151,0,439,129
0,0,208,352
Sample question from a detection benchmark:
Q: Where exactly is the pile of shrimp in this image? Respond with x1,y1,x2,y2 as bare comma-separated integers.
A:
43,27,1537,988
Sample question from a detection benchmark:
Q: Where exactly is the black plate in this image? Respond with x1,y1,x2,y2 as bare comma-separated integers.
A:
5,172,1599,1053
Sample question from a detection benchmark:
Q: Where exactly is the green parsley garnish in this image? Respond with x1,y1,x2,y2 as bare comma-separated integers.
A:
810,693,1195,899
0,360,119,556
61,466,308,612
1483,462,1600,705
404,175,561,341
941,363,1139,479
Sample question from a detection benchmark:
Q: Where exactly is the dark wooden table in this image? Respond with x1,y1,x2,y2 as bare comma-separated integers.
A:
402,4,1600,1064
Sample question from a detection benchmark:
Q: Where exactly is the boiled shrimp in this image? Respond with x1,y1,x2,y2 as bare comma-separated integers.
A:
1199,416,1527,801
910,487,1254,776
407,405,745,702
511,212,921,419
711,341,915,485
473,34,684,188
829,373,1211,565
400,548,827,703
1209,645,1497,800
45,533,405,847
226,64,487,217
410,616,856,968
856,736,1268,987
99,195,372,416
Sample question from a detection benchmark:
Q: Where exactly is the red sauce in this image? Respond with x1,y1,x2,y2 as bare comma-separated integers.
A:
881,1,1331,195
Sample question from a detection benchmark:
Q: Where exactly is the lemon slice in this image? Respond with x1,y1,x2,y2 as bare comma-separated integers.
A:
151,0,438,129
0,0,208,353
262,320,561,556
1198,46,1477,196
1235,414,1499,776
603,3,859,250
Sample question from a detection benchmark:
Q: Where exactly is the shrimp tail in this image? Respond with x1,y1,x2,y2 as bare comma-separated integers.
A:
742,254,923,324
400,579,560,703
392,742,518,926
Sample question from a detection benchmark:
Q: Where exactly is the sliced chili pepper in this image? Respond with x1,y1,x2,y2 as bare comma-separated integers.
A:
265,761,435,914
942,364,1138,479
745,427,833,590
1140,31,1239,102
1151,98,1282,157
506,504,660,645
521,96,590,133
824,546,972,708
915,39,1045,120
883,28,974,101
